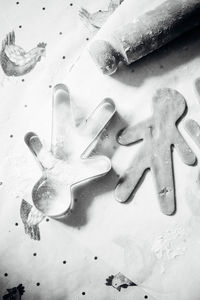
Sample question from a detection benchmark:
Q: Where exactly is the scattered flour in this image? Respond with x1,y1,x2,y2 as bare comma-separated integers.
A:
151,223,188,273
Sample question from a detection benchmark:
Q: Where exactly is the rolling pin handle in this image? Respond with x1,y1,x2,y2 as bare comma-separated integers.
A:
89,40,120,75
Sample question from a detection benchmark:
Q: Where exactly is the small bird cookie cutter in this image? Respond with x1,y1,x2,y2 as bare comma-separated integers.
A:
24,84,116,219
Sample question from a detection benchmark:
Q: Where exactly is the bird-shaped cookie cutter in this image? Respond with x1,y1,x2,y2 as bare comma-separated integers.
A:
24,84,116,220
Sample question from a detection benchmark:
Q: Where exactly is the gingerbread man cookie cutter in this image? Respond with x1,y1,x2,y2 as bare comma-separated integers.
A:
21,84,115,239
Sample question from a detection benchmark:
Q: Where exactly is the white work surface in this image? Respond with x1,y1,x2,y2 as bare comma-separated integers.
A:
1,0,200,299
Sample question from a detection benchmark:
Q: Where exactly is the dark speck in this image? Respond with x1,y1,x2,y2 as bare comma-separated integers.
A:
0,182,3,185
33,253,37,256
94,256,98,260
82,292,85,295
70,3,73,6
19,25,22,28
62,56,66,59
36,282,40,286
86,38,89,41
15,223,18,226
10,135,13,138
59,32,62,35
4,273,8,277
42,7,45,10
22,79,25,82
16,1,19,4
46,218,49,222
99,10,102,12
24,104,27,108
144,296,148,299
49,85,52,88
63,260,66,264
160,65,164,69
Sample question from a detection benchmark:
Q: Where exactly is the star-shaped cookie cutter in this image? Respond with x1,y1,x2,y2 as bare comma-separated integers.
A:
21,84,116,238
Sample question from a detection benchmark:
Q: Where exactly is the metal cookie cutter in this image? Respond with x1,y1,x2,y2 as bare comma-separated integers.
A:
24,84,116,220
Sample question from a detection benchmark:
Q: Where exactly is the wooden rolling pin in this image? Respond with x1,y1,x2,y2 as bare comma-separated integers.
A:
89,0,200,75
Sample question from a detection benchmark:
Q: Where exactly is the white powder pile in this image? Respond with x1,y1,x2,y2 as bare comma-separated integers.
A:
151,223,188,273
